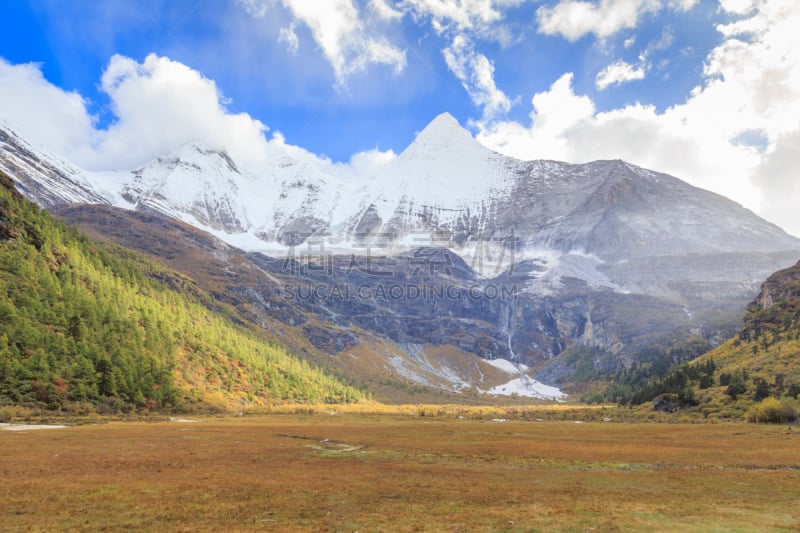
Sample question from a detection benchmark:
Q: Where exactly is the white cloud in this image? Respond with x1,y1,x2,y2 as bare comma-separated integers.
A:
752,130,800,237
595,26,672,92
476,73,594,160
595,60,645,90
89,54,276,172
237,0,270,18
278,23,300,54
718,0,756,16
0,58,95,158
399,1,525,119
241,0,406,85
0,53,392,188
0,54,325,176
646,25,673,54
443,34,513,119
400,0,526,34
339,147,397,180
238,1,524,122
480,0,800,237
537,0,697,41
369,0,404,20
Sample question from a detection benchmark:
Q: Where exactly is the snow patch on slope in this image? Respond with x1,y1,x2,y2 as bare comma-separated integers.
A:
485,377,566,401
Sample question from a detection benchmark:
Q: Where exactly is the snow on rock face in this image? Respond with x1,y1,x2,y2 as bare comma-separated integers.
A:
0,125,109,208
362,112,517,231
251,154,346,244
122,144,248,233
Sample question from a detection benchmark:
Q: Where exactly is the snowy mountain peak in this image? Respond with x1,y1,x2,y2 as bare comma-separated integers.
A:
368,113,513,220
118,142,249,233
158,143,240,175
400,112,493,161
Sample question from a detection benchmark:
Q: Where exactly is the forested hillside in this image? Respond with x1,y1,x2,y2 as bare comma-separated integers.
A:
0,172,365,413
603,260,800,420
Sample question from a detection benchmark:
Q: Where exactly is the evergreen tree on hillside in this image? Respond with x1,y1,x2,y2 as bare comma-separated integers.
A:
0,172,364,412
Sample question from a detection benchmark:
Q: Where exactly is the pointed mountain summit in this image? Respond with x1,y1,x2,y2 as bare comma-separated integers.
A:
399,112,491,159
372,113,513,216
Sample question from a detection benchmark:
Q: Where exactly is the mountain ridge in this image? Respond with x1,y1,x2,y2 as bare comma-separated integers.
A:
2,116,800,398
2,116,797,264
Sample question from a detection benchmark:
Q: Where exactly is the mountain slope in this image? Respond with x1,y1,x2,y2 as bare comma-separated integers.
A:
0,172,365,412
0,126,109,208
121,144,248,233
53,202,570,401
607,259,800,416
701,259,800,392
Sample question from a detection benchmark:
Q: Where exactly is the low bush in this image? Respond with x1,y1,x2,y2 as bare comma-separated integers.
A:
745,397,798,423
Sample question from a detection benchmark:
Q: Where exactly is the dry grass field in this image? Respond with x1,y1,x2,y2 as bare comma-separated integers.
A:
1,414,798,532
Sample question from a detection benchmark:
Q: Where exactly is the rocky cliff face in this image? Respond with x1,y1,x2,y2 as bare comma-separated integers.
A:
752,260,800,309
52,203,741,369
739,260,800,343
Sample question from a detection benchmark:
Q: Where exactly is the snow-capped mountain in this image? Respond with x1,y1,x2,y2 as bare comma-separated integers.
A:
331,113,799,261
0,125,109,208
6,113,795,262
3,113,798,282
121,144,248,233
4,113,800,397
353,112,517,233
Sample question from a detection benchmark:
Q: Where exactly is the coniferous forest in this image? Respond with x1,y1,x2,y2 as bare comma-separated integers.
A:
0,173,365,412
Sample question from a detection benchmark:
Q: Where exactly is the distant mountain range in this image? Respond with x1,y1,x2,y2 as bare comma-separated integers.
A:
2,114,799,401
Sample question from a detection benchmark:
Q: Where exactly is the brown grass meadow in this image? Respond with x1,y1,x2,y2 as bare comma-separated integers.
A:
1,411,799,532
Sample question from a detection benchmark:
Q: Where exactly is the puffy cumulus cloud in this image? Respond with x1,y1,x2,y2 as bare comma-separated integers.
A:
0,54,327,176
595,60,645,90
0,58,95,157
443,35,513,119
479,0,800,236
240,0,406,86
89,54,274,172
537,0,697,41
336,147,398,181
476,73,595,160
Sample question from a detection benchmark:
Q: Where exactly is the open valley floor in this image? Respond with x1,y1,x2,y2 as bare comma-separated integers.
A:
1,414,798,532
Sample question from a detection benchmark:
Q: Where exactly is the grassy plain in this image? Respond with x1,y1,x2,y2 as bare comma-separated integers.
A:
1,413,798,532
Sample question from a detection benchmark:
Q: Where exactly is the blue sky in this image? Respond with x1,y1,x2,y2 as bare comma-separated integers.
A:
0,0,721,159
1,0,799,236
